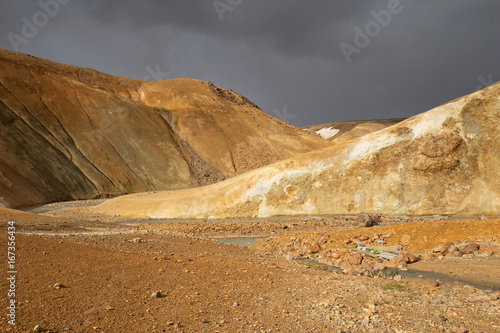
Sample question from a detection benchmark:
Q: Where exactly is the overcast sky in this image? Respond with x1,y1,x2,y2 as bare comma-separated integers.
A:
1,1,499,126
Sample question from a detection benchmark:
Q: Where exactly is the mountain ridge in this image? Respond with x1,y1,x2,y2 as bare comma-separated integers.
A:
94,81,500,218
0,50,329,208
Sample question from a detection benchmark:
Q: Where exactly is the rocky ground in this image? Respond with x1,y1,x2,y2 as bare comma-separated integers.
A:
0,207,499,332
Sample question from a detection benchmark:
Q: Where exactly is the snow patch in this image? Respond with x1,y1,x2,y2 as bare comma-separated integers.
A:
315,127,340,140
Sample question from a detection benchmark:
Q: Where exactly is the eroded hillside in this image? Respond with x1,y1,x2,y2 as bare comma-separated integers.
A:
95,82,500,218
0,50,329,208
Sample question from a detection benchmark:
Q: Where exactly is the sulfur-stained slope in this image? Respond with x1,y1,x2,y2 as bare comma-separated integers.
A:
0,51,195,208
0,50,329,208
95,81,500,218
139,79,329,177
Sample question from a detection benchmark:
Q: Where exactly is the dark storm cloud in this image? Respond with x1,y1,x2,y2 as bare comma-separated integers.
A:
1,1,499,126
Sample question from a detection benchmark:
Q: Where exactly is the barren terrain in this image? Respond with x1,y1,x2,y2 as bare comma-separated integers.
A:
1,207,499,332
1,50,500,333
0,49,328,208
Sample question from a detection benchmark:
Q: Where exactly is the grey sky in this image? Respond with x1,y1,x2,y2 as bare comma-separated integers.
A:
1,0,499,126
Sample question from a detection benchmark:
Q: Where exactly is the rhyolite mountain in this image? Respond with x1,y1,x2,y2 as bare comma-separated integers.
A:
95,81,500,218
0,50,329,208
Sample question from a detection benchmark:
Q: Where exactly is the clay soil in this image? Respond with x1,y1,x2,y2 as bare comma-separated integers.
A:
0,207,499,333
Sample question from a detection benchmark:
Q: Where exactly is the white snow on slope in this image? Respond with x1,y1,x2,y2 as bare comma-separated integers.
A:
315,127,340,140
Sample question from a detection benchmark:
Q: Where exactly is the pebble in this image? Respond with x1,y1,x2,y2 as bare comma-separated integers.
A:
151,291,163,298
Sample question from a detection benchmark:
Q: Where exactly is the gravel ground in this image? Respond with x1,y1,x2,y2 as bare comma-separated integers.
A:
0,208,499,332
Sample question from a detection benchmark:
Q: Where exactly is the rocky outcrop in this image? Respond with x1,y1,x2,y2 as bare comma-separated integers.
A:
95,81,500,218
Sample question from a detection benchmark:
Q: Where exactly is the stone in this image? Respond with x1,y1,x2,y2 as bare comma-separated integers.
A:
460,243,480,254
457,328,469,333
308,242,320,254
372,262,385,276
34,325,42,333
53,283,63,289
151,291,163,299
359,235,369,241
347,253,363,265
440,242,455,254
331,253,340,259
132,238,143,243
356,213,377,227
201,318,209,323
432,246,442,253
397,252,418,264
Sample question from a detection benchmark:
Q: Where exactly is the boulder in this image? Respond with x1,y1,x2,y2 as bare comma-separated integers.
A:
460,243,480,254
397,252,418,264
347,253,363,265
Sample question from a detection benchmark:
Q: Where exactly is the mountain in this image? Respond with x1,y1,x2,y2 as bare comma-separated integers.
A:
0,50,329,208
303,119,406,142
95,81,500,218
